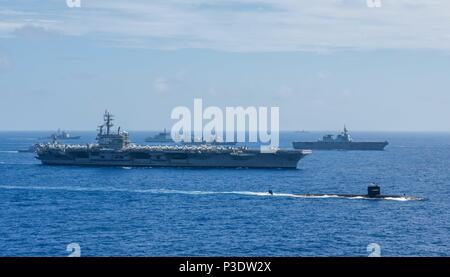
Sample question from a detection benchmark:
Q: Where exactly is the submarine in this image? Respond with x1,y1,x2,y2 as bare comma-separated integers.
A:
271,184,422,201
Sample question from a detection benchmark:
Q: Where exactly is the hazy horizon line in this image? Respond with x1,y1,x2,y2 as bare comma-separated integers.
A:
1,129,450,133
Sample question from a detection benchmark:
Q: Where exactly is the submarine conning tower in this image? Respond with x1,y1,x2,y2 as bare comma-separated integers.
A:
367,184,381,198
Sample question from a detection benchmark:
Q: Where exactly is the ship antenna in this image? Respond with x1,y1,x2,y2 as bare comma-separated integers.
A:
104,110,114,135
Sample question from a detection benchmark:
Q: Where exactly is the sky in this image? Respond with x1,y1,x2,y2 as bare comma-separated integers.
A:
1,0,450,131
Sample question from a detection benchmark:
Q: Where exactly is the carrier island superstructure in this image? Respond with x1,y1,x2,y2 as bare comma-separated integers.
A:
36,111,311,169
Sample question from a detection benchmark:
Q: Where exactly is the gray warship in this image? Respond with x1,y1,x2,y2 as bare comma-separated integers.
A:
292,126,388,151
145,129,173,143
44,129,81,140
145,129,236,146
36,111,311,169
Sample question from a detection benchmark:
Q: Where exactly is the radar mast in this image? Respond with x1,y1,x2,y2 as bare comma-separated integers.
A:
103,110,114,135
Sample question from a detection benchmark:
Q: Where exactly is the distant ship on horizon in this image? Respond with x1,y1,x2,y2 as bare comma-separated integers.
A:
145,128,236,146
144,128,173,143
44,129,81,140
292,126,388,151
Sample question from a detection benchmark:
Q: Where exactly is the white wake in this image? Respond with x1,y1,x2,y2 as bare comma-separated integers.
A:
0,185,420,201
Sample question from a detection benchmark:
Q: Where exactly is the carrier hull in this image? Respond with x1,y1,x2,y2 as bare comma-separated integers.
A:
36,148,311,169
292,141,388,151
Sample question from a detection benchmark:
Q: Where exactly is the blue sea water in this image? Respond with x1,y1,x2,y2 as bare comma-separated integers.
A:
0,131,449,257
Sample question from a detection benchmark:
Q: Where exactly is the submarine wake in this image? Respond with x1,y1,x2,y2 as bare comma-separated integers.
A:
0,185,422,201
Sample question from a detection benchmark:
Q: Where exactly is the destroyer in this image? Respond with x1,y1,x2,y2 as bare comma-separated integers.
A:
44,129,81,140
292,126,388,151
145,129,173,143
145,128,236,146
36,111,311,169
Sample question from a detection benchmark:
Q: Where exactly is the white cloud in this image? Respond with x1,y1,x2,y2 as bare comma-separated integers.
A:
153,76,169,93
317,72,327,80
12,24,60,38
0,51,11,71
277,85,294,98
1,0,450,51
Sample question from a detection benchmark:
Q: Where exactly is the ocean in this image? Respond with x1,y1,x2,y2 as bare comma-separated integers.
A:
0,131,449,256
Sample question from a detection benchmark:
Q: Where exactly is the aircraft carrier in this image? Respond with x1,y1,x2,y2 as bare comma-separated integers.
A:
293,127,388,151
36,111,311,169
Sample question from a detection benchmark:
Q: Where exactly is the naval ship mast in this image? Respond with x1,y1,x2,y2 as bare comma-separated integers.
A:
96,110,129,149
